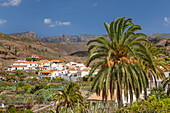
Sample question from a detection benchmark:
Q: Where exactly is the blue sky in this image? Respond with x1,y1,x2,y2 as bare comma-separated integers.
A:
0,0,170,37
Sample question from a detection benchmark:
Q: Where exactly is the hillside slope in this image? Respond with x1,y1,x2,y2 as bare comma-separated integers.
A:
0,33,88,70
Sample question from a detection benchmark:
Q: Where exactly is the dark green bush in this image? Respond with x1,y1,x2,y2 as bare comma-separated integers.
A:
7,104,16,113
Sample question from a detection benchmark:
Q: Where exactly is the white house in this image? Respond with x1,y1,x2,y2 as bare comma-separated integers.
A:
68,66,77,74
38,69,60,79
31,54,40,59
8,60,39,71
8,65,29,71
61,73,80,82
50,63,58,69
80,67,91,77
50,60,60,64
37,66,47,71
40,60,50,67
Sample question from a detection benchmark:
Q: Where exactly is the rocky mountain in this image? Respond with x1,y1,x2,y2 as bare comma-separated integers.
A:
9,31,170,43
9,31,170,48
10,31,43,40
148,33,170,39
147,37,170,48
147,33,170,49
9,31,106,43
42,34,100,43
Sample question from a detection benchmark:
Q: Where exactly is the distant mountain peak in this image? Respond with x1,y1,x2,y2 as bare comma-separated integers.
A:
10,31,42,39
27,31,34,33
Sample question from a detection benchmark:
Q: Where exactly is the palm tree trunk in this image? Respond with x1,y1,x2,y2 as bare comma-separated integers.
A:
144,87,147,100
56,106,59,113
168,84,170,96
117,83,123,108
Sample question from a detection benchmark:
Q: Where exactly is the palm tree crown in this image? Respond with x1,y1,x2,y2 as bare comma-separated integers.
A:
53,81,83,111
86,17,150,108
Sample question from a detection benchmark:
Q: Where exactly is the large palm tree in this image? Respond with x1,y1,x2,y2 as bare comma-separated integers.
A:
53,81,83,112
86,17,151,108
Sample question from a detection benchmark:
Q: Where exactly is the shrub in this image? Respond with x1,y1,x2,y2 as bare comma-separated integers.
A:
25,109,33,113
83,76,88,81
7,104,16,113
26,57,32,61
116,95,170,112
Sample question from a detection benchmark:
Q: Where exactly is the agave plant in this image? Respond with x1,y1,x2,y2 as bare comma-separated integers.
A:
86,17,151,108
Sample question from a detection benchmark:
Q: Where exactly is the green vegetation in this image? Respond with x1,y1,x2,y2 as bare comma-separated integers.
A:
116,95,170,112
7,104,17,113
48,89,169,113
15,47,18,55
0,70,65,108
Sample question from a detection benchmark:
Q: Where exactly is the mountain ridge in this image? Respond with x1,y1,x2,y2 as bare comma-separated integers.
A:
9,31,170,49
10,31,106,43
10,31,170,43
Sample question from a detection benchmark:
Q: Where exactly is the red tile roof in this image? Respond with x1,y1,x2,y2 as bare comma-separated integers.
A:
32,54,39,57
82,68,91,71
40,71,50,74
14,61,26,63
87,90,124,101
12,65,27,67
49,69,57,71
41,60,49,63
38,67,46,68
59,63,66,65
69,66,76,70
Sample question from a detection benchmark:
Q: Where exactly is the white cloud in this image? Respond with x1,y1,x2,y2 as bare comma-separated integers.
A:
93,2,98,7
164,16,170,26
0,19,7,25
44,18,52,24
56,21,70,26
44,18,71,27
164,17,169,22
1,0,22,6
49,24,55,27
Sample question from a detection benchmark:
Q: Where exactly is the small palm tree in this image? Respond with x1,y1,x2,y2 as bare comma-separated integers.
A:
137,44,167,99
140,44,167,86
53,81,83,112
86,17,150,108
